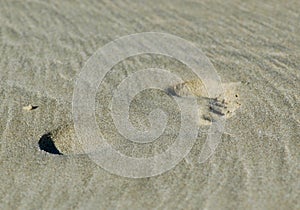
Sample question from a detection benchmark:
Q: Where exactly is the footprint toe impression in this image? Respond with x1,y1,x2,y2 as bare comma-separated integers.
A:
171,80,242,125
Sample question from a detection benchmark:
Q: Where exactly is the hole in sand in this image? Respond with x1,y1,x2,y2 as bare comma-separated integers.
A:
38,133,63,155
38,124,83,155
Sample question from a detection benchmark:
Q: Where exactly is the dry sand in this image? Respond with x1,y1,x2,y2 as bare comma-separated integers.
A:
0,0,300,209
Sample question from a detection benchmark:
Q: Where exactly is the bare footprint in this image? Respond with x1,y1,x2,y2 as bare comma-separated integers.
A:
39,81,241,155
172,79,242,125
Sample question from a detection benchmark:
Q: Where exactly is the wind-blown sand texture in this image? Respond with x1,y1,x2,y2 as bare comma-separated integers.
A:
0,0,299,209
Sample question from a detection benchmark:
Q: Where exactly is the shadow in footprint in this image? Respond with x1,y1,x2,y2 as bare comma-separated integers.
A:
38,133,62,155
165,87,178,97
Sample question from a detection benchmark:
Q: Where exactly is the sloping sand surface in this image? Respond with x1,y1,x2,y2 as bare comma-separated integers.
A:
0,0,299,209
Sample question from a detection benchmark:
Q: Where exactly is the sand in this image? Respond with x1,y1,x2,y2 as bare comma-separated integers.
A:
0,0,299,209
